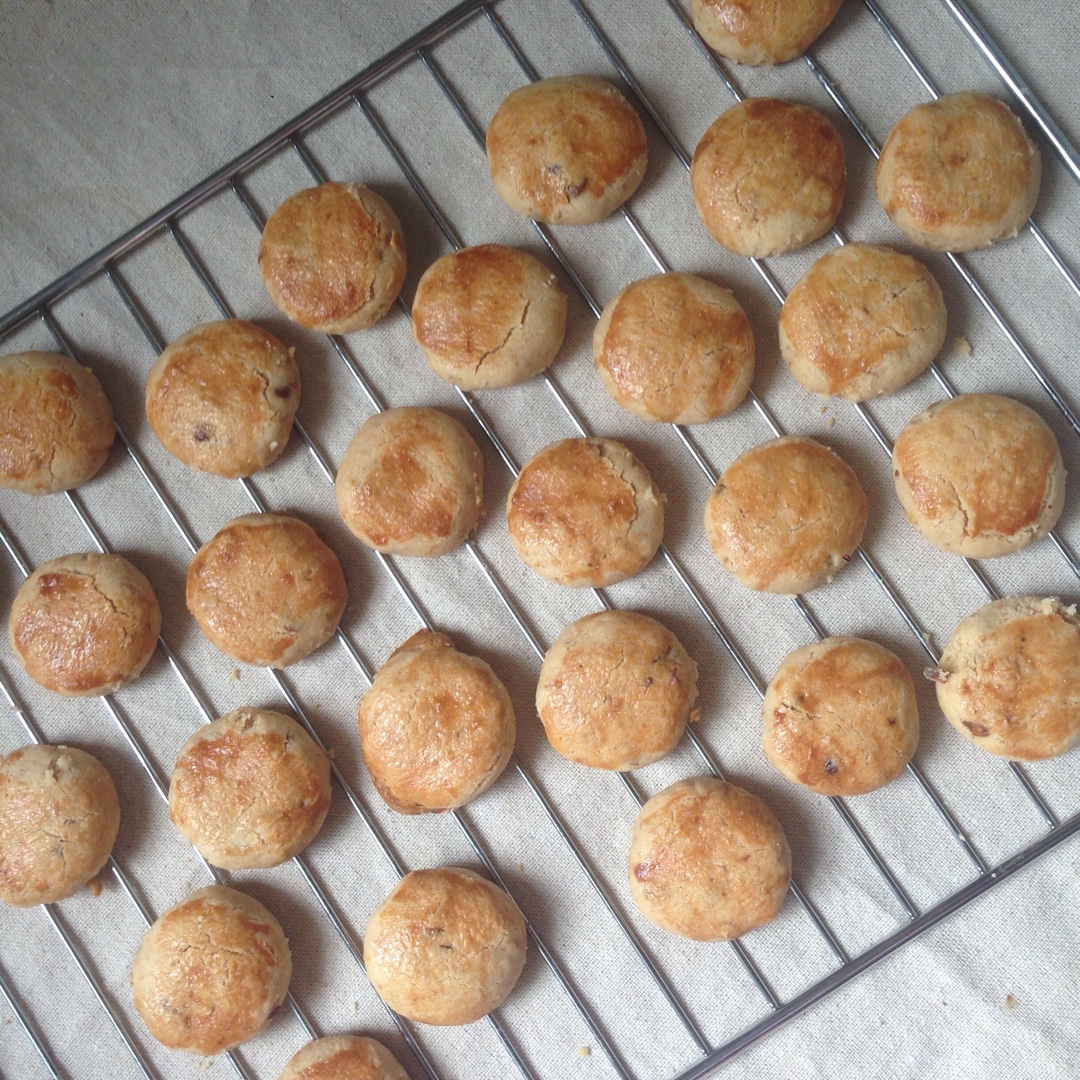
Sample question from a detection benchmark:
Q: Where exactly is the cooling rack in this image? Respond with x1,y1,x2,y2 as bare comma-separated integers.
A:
1,1,1078,1077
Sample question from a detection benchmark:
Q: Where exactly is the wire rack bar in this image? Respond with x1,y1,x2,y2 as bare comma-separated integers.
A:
0,958,62,1080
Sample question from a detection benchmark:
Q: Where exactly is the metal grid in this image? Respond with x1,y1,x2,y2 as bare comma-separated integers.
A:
0,1,1078,1077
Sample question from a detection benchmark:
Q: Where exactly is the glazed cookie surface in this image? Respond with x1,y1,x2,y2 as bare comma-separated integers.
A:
278,1035,409,1080
691,0,844,66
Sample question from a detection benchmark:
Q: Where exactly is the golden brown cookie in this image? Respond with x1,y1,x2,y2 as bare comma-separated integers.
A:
691,0,844,66
278,1035,409,1080
593,273,755,423
762,637,919,795
506,437,664,587
691,98,845,257
0,351,114,495
364,867,527,1025
934,596,1080,761
145,319,300,478
258,181,407,333
131,885,291,1056
487,76,648,225
358,631,514,814
629,776,790,940
536,610,699,770
412,245,567,390
892,394,1064,558
186,513,347,667
704,435,867,594
779,243,947,402
169,708,331,869
335,407,484,557
9,553,161,696
0,744,120,907
875,92,1041,251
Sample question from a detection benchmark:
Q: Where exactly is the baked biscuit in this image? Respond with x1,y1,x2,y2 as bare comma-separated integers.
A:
9,553,161,696
412,245,567,390
259,182,406,333
892,394,1064,558
704,435,867,594
691,0,844,66
691,99,845,257
364,867,527,1025
487,76,648,225
934,596,1080,761
0,744,120,907
145,320,300,478
0,351,114,495
186,513,347,667
536,610,699,770
779,243,947,401
278,1035,408,1080
593,273,755,423
629,776,790,940
876,92,1041,251
131,885,291,1055
169,708,332,869
336,407,484,557
358,631,514,814
507,437,664,587
762,637,919,795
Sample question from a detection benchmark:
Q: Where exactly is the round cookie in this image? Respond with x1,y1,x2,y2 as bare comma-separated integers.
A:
169,708,332,869
131,885,291,1055
258,181,407,333
364,866,527,1025
486,75,648,226
335,407,484,557
779,243,947,402
691,98,845,258
278,1035,408,1080
629,776,790,941
145,319,300,478
934,596,1080,761
186,513,347,668
762,636,919,795
358,631,515,814
412,245,567,390
0,351,114,495
0,744,120,907
593,273,755,424
536,610,699,770
875,91,1041,252
691,0,844,66
9,552,161,696
507,437,664,588
704,435,867,594
892,394,1064,558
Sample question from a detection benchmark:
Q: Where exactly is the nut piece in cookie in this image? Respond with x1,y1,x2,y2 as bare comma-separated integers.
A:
259,181,407,333
487,76,648,225
358,631,515,814
629,776,790,940
594,273,755,423
9,552,161,696
336,407,484,557
935,596,1080,761
537,610,699,770
691,0,844,66
364,866,527,1025
762,636,919,795
131,885,291,1055
186,513,347,668
892,394,1063,558
0,351,114,495
507,437,664,587
145,319,300,478
0,744,120,907
277,1034,409,1080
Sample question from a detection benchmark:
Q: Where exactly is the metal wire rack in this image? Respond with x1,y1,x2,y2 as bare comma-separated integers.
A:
1,1,1078,1077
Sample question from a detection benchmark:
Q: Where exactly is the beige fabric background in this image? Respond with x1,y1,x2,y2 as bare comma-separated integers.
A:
1,1,1078,1078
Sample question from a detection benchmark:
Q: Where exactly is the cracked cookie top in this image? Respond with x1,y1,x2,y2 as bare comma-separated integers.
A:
690,0,844,66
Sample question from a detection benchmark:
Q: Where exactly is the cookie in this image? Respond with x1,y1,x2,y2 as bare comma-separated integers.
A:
690,0,844,66
277,1035,408,1080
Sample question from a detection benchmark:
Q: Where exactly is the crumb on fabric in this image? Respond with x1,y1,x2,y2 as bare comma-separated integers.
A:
86,876,104,898
952,335,972,356
1006,993,1019,1010
229,668,241,682
826,416,836,428
578,1046,591,1057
